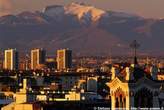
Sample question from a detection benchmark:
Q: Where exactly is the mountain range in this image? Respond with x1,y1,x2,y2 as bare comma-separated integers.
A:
0,3,163,56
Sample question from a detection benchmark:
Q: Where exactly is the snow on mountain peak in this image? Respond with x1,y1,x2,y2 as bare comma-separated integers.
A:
43,2,107,22
65,2,106,21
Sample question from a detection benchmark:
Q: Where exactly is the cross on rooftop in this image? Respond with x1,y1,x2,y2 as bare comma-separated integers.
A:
130,40,140,65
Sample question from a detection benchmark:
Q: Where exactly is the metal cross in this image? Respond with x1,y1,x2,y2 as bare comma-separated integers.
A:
130,40,140,64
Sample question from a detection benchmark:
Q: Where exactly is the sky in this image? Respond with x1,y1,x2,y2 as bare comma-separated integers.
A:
0,0,164,18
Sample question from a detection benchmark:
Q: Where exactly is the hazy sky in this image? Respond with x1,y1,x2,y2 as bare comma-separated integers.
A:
0,0,164,18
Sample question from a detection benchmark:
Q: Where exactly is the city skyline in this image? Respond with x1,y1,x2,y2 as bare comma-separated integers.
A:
0,1,163,110
0,0,164,18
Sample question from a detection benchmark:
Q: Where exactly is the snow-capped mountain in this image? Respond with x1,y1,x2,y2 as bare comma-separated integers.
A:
0,2,142,25
0,2,163,56
43,3,107,23
42,3,143,25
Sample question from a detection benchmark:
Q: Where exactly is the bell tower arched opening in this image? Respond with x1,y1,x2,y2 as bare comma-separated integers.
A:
114,88,126,108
